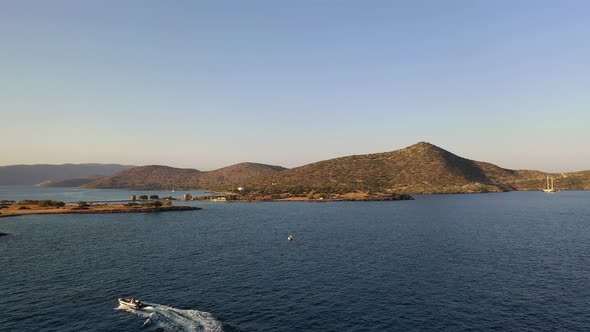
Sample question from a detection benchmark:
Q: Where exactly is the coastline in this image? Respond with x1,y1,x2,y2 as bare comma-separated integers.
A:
0,205,200,218
193,192,415,202
237,195,415,202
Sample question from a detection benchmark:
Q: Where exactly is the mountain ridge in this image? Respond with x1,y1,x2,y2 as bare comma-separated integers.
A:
81,142,590,195
0,163,135,186
83,162,287,190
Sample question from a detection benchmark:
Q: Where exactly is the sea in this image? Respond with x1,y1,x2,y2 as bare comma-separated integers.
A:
1,187,589,331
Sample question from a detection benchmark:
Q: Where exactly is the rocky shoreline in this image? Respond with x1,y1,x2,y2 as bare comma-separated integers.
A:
231,193,415,202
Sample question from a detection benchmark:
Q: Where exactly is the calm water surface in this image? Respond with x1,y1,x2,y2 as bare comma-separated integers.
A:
0,186,209,202
1,188,589,331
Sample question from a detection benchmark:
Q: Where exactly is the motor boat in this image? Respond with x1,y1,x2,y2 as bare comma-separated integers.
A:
288,234,294,241
118,297,144,309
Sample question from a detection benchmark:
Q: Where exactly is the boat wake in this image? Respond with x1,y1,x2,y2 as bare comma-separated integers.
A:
116,302,223,332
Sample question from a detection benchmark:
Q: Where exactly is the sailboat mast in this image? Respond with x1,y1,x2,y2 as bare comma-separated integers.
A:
551,177,554,190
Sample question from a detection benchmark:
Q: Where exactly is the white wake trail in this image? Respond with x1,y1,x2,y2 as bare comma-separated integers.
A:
116,302,223,332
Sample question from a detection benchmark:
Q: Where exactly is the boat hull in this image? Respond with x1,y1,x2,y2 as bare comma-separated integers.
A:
118,298,143,309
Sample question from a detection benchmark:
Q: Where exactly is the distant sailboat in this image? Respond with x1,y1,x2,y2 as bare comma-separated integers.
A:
542,175,557,193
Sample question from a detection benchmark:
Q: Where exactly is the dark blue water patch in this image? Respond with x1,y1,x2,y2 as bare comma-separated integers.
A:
1,191,590,331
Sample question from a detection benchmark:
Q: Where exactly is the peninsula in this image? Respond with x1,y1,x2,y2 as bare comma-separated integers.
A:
0,200,200,218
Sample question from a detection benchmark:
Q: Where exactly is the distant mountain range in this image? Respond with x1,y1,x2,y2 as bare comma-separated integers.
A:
0,164,134,186
81,142,590,195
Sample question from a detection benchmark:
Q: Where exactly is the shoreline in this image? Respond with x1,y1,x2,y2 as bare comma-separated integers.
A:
236,196,415,202
194,193,415,202
0,205,200,218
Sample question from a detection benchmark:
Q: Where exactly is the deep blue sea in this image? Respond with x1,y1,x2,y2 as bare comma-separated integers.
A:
1,187,590,331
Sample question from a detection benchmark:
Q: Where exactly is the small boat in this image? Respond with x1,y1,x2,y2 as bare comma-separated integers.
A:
288,234,294,241
118,297,144,309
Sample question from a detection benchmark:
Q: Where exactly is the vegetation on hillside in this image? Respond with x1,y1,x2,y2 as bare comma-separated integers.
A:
81,142,590,195
82,163,285,190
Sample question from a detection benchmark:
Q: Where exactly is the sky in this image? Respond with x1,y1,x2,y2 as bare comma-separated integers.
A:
1,0,589,172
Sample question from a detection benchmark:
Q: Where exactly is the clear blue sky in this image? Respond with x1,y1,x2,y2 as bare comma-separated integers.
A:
1,1,589,171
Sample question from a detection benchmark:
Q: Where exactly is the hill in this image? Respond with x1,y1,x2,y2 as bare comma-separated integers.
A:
198,163,287,189
81,142,590,195
250,142,518,195
83,165,202,190
0,164,134,186
83,163,286,190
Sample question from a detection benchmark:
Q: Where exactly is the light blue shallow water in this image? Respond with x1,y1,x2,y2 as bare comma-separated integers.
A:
1,189,590,331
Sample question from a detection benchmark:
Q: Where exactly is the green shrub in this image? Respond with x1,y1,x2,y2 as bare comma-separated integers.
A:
149,195,159,199
139,195,148,200
77,201,89,209
15,200,65,207
38,200,52,207
141,201,162,207
18,200,38,205
38,200,66,208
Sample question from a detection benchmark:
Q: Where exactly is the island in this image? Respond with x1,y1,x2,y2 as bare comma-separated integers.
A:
0,200,200,218
77,142,590,196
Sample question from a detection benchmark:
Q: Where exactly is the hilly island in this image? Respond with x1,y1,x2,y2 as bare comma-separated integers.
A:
75,142,590,200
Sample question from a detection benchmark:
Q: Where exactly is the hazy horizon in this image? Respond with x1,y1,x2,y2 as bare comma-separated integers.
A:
1,1,589,172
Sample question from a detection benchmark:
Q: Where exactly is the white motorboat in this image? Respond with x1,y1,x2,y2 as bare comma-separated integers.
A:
118,297,144,309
